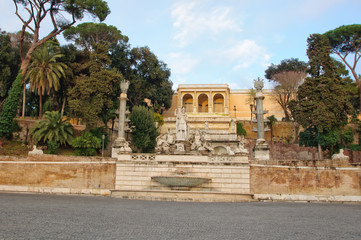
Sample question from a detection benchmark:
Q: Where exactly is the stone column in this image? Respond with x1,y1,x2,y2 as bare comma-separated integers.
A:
209,91,213,113
253,78,269,160
224,91,229,114
194,91,197,113
112,80,132,157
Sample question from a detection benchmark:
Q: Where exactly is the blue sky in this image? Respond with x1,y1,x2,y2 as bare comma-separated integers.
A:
1,0,360,90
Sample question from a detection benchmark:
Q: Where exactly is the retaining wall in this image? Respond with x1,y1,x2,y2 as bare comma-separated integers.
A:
250,159,361,196
0,154,116,195
115,154,250,194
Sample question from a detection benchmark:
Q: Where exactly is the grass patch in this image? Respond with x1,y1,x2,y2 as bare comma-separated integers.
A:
0,140,29,157
0,140,104,157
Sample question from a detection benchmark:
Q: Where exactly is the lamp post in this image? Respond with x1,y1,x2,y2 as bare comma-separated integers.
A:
250,104,254,121
102,134,105,158
280,137,283,160
273,136,276,160
234,105,237,118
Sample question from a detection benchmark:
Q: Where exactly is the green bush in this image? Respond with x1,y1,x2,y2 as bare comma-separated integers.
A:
0,73,23,139
236,122,247,136
72,132,101,156
47,140,59,154
30,111,74,146
90,127,109,149
349,144,361,151
130,106,158,153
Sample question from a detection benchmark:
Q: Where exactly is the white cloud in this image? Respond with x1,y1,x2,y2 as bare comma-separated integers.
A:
166,52,200,75
171,1,242,47
214,40,270,70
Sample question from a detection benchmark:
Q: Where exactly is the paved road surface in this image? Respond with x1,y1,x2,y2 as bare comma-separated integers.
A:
0,193,360,239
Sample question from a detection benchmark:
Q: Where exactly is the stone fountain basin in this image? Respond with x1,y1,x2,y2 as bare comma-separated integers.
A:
151,176,211,188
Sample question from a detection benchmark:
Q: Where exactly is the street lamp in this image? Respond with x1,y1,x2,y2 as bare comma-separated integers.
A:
273,136,276,159
233,105,237,118
280,137,283,160
250,104,254,121
102,134,105,158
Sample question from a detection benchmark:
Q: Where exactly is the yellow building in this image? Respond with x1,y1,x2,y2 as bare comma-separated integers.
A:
161,84,285,133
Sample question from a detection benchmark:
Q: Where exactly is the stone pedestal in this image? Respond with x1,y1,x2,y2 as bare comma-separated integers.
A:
254,140,270,160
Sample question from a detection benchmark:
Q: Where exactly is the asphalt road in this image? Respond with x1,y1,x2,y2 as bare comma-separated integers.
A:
0,193,360,240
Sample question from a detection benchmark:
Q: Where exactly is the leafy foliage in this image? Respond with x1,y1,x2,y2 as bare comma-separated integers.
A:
236,122,247,137
63,22,128,51
0,73,23,139
0,30,20,100
30,111,74,146
67,43,121,128
47,140,59,154
72,131,101,156
290,34,352,133
154,112,164,127
291,34,355,156
266,115,277,140
265,58,308,80
300,127,354,154
130,106,158,153
265,58,307,121
89,127,109,149
110,46,173,110
25,41,67,117
324,24,361,112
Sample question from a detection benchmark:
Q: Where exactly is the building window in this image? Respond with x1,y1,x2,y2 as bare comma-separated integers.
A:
213,94,224,113
182,94,193,112
198,94,208,113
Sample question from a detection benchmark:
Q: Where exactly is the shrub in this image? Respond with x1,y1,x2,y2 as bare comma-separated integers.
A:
0,73,23,140
47,140,59,154
72,132,101,156
30,111,74,146
90,127,109,149
130,106,158,153
236,122,247,137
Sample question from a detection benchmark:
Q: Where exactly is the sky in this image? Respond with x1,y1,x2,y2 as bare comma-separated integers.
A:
0,0,361,90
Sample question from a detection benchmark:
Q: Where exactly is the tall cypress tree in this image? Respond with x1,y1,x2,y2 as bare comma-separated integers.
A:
289,34,353,155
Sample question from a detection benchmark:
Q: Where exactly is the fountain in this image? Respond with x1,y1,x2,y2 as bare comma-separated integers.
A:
151,176,211,191
112,96,251,201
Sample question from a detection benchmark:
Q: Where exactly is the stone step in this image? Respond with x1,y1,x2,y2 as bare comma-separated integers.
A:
110,190,254,202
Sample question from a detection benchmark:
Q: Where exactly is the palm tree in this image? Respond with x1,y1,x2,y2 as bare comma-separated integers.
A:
30,111,74,146
25,41,67,118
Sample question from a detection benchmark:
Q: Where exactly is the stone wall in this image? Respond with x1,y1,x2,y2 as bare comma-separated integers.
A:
0,154,116,195
115,154,250,194
250,160,361,196
246,141,318,160
14,118,86,142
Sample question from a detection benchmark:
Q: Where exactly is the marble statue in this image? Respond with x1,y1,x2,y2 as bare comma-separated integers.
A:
175,107,189,141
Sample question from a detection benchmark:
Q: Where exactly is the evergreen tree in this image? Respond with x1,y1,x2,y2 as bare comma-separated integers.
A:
289,34,353,155
130,106,158,153
67,43,121,128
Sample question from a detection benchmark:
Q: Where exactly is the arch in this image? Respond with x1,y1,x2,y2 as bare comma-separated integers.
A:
213,146,227,155
182,94,193,113
198,94,209,113
213,93,224,113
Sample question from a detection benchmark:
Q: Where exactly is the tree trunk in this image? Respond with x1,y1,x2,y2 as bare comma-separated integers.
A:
20,45,37,117
22,84,26,117
0,136,5,148
61,97,66,115
39,94,42,118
